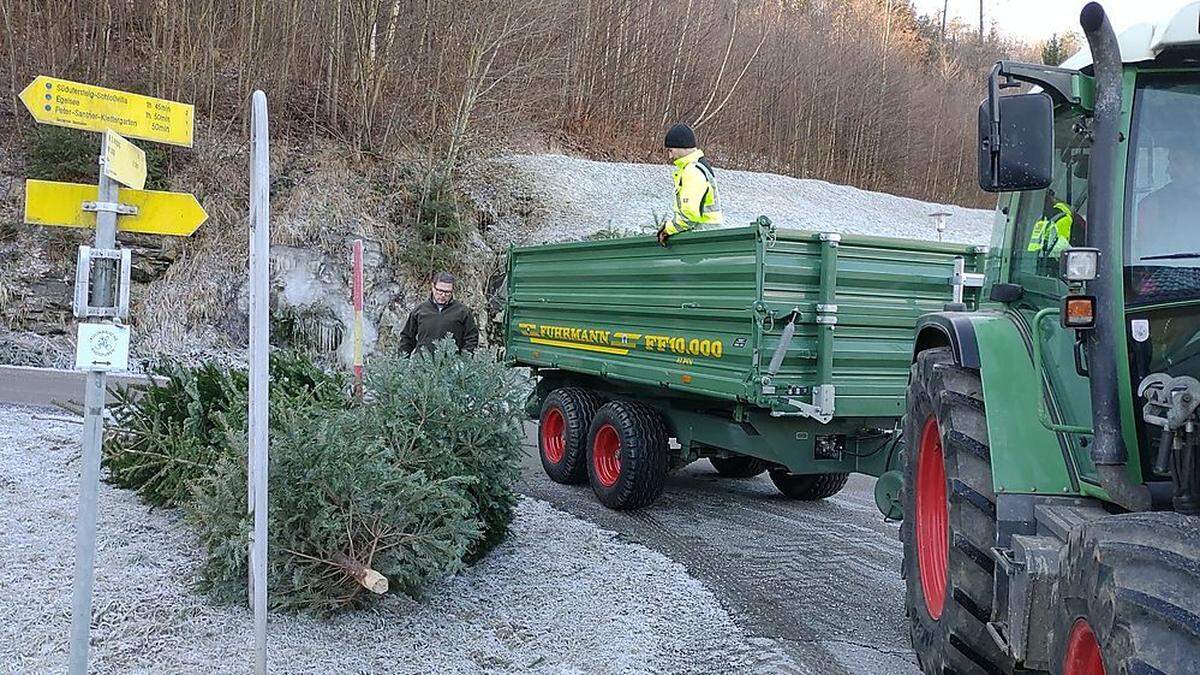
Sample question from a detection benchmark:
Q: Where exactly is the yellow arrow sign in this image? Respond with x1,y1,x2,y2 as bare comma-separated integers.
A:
24,179,208,236
19,76,195,147
103,129,147,190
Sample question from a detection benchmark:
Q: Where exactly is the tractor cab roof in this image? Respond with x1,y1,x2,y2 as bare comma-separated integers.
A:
1062,2,1200,69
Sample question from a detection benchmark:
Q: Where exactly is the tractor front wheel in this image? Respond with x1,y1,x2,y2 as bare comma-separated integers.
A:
902,347,1010,674
1049,512,1200,675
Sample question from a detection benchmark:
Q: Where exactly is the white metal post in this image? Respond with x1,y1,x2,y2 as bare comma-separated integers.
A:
248,89,271,675
68,133,120,675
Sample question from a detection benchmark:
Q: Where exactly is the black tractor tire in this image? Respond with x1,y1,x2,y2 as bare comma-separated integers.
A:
709,455,769,478
768,469,850,499
902,347,1011,675
1049,512,1200,675
538,388,602,485
586,400,669,510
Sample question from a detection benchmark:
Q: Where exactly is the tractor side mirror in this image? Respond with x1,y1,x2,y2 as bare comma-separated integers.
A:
977,92,1054,193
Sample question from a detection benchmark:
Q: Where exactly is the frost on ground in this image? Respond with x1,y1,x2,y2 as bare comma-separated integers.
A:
465,153,996,247
0,405,753,674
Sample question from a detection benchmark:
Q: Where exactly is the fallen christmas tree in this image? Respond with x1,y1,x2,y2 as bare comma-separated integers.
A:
104,341,529,613
103,352,347,507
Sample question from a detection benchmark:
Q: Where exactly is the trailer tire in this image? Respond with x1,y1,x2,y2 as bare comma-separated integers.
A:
902,347,1011,675
539,388,602,485
709,456,769,478
587,400,669,510
768,470,849,499
1049,512,1200,675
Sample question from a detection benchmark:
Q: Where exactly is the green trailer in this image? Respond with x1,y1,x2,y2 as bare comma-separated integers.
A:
504,218,986,510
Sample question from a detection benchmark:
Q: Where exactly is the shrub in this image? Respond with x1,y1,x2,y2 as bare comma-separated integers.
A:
25,126,172,189
25,127,96,183
103,352,347,507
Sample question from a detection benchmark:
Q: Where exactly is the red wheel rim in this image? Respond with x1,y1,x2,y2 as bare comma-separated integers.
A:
541,407,566,464
915,415,949,621
1063,619,1106,675
593,423,621,487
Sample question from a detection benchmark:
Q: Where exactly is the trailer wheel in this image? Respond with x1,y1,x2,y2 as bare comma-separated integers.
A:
768,469,849,499
709,456,768,478
586,400,669,510
539,388,602,485
902,347,1011,674
1049,512,1200,675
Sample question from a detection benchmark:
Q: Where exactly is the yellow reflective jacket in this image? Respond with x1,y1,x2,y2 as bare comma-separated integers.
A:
664,149,723,235
1027,201,1073,256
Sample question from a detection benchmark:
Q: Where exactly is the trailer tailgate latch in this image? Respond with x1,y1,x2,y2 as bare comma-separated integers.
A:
771,384,835,424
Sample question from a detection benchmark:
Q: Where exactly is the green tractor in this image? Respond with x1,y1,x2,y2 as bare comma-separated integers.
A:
903,2,1200,673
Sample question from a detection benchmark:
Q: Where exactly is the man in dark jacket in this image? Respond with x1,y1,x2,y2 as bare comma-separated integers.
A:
397,272,479,355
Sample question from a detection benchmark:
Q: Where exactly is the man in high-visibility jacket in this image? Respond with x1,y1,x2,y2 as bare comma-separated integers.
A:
1027,195,1074,258
657,123,723,246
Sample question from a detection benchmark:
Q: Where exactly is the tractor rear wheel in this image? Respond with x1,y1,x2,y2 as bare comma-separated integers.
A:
902,347,1011,674
1049,512,1200,675
586,400,669,510
539,388,602,485
768,469,849,499
709,455,768,478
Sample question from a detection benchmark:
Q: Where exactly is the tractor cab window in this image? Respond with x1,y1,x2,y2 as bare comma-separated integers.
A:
1011,111,1090,282
1125,73,1200,306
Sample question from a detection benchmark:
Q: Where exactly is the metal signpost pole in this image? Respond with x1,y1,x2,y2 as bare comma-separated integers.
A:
67,134,119,675
248,90,271,675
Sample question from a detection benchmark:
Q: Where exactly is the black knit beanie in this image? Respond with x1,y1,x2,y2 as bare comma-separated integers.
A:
664,123,696,149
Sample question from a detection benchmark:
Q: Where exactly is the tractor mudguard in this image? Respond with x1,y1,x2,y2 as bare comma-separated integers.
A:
914,312,981,369
916,311,1079,496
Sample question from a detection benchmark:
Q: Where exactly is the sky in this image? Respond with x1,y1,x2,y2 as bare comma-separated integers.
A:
910,0,1192,42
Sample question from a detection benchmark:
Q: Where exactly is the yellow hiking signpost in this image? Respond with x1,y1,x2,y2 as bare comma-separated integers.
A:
24,179,208,236
16,76,207,675
19,75,195,147
102,129,147,190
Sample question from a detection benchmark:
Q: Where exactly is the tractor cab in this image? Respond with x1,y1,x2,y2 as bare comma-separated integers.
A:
979,2,1200,514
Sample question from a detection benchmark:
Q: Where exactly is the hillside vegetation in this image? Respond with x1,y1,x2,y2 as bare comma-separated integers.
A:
0,0,1041,206
0,0,1049,366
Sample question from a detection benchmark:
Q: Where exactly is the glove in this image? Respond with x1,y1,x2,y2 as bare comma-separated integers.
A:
657,227,670,247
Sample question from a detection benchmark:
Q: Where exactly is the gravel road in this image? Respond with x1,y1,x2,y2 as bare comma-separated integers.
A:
518,423,919,675
0,404,758,674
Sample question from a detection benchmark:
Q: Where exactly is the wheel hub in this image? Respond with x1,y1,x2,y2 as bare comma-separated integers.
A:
915,415,949,621
593,423,621,487
1063,618,1106,675
541,407,566,464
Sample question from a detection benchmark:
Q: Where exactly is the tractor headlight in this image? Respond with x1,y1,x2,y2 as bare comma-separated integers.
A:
1060,247,1100,282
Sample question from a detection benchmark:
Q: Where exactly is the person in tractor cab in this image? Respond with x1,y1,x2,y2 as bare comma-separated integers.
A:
1026,187,1087,276
1136,142,1200,250
1027,190,1075,257
657,123,723,246
397,271,480,356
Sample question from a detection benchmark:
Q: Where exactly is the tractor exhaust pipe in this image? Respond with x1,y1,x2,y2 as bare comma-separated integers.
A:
1079,2,1151,511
